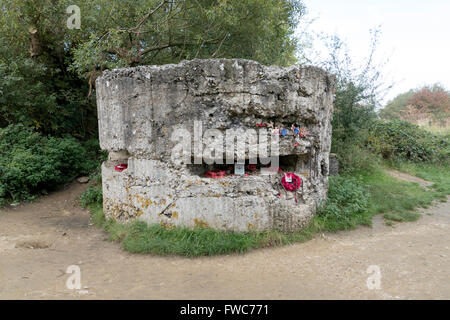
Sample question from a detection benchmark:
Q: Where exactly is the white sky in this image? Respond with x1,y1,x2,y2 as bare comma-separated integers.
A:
300,0,450,104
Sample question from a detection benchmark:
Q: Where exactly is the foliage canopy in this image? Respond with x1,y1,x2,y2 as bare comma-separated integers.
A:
0,0,306,136
380,84,450,125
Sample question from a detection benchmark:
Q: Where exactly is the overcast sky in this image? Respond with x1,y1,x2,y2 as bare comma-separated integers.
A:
300,0,450,104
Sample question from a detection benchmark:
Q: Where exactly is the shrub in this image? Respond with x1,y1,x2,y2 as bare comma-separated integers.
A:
331,130,381,174
80,186,103,208
315,175,370,231
368,120,449,163
0,124,101,205
80,138,108,175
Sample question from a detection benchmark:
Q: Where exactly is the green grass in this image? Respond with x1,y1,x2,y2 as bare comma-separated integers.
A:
85,163,449,257
311,175,372,232
309,166,445,230
308,165,448,230
362,169,439,223
88,203,313,257
420,124,450,135
386,161,450,199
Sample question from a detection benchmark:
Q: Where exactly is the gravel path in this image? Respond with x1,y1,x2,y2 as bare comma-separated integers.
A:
0,176,449,299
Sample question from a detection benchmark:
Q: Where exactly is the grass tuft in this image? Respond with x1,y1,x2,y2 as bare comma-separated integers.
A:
87,203,312,257
84,162,449,257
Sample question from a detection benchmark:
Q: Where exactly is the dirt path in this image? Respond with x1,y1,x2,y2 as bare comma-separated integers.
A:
385,169,434,188
0,176,449,300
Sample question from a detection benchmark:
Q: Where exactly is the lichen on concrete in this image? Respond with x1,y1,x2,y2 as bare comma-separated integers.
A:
96,58,335,232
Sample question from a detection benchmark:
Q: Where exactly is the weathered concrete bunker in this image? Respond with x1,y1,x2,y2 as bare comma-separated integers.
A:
96,59,335,232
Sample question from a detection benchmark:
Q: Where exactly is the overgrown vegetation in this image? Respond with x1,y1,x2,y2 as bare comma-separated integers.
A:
80,153,449,256
368,120,449,163
79,185,103,208
0,124,103,206
312,163,448,232
0,0,308,206
314,175,370,231
380,84,450,128
86,203,313,257
78,23,448,257
310,29,449,233
81,177,314,256
2,1,448,256
322,113,449,231
0,0,307,137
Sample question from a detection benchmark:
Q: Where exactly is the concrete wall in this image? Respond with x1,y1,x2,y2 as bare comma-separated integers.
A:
329,153,339,175
96,58,335,232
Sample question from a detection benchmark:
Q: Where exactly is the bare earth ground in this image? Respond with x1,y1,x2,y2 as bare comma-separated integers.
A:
0,174,449,300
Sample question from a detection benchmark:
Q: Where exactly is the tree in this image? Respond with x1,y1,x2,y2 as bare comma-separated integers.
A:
0,0,96,137
313,28,392,143
380,84,450,126
407,84,450,113
379,89,415,120
70,0,305,79
0,0,307,137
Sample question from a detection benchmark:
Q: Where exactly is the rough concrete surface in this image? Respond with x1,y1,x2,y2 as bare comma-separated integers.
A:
0,182,449,299
96,59,336,231
329,153,339,175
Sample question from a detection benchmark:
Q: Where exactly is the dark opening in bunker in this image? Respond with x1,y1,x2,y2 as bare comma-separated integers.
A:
185,154,311,178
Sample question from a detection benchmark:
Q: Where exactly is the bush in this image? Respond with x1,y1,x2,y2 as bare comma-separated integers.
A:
332,83,378,143
368,120,449,163
315,175,370,231
80,138,108,174
80,186,103,208
332,130,381,174
0,124,101,205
